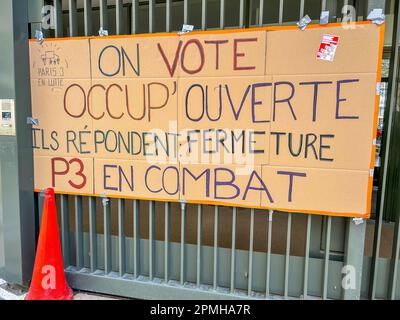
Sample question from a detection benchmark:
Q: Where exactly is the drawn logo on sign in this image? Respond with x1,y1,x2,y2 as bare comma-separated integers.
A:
317,34,340,62
33,43,68,90
41,51,61,66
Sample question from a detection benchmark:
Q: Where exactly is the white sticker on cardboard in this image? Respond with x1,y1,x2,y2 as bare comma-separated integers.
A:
317,34,340,62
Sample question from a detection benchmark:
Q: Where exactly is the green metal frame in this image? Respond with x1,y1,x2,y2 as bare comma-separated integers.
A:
0,0,36,285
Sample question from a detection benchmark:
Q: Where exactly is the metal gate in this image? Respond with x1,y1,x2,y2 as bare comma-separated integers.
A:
1,0,399,300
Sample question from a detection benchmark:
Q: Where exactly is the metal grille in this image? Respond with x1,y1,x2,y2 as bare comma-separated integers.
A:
31,0,400,300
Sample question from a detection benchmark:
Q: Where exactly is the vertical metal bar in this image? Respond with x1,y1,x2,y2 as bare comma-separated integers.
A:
83,0,93,36
342,0,351,23
213,206,219,290
180,202,186,285
247,209,255,296
88,197,97,273
343,218,366,299
32,3,47,39
201,0,207,30
164,202,170,283
54,0,63,38
321,0,327,11
118,199,126,277
325,0,338,22
149,0,155,33
196,204,202,287
239,0,245,27
149,201,155,281
68,0,78,37
284,212,292,298
60,195,70,266
259,0,264,26
365,0,386,15
300,0,305,19
103,198,111,274
388,214,400,299
116,0,123,35
131,0,139,34
322,216,332,299
370,152,385,294
278,0,284,24
133,200,140,278
74,196,83,270
230,207,237,293
166,0,172,32
303,214,311,299
99,0,108,31
220,0,225,29
184,0,189,25
38,190,45,223
365,0,386,20
265,210,273,297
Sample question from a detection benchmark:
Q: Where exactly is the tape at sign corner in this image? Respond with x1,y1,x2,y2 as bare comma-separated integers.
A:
317,34,339,62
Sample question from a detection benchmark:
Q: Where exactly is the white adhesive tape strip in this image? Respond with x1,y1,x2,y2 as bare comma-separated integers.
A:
297,15,311,30
320,11,329,25
376,82,382,95
98,27,109,36
35,30,44,44
178,24,194,35
367,9,385,25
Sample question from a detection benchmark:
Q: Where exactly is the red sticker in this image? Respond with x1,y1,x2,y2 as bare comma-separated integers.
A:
317,34,339,62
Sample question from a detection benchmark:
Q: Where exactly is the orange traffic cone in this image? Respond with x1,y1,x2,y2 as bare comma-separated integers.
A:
25,188,73,300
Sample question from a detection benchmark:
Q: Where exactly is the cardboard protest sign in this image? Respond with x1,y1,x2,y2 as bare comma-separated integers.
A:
180,164,263,207
89,78,178,161
269,73,377,170
34,155,94,194
29,39,91,79
94,159,180,200
178,30,267,77
177,76,272,165
265,24,381,74
29,22,384,218
31,79,94,158
89,34,181,78
260,166,369,215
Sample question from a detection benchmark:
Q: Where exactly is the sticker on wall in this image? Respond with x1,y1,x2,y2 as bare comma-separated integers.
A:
317,34,340,62
0,99,15,136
